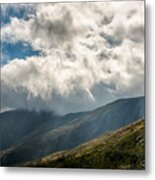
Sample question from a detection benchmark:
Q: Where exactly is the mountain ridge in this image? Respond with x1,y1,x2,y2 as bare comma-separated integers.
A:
0,96,144,166
21,119,145,169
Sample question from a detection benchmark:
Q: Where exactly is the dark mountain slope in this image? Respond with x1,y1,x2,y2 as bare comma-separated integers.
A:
0,96,144,166
23,119,145,170
0,110,58,150
0,110,85,150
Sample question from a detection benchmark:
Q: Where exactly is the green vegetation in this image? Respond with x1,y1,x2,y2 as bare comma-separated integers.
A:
22,119,145,170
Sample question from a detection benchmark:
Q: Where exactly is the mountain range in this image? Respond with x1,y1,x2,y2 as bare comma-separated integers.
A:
0,96,144,166
22,119,145,169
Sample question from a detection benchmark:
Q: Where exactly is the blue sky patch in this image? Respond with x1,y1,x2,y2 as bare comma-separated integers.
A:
1,41,40,65
1,4,35,26
1,4,38,65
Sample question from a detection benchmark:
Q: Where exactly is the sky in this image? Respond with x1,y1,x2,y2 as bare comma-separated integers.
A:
1,1,144,114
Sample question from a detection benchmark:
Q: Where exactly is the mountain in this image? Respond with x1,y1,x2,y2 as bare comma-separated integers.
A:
0,96,144,166
22,119,145,170
0,110,58,150
0,110,85,150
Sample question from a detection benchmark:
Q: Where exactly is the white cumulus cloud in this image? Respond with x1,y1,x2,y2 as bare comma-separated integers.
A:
1,1,144,114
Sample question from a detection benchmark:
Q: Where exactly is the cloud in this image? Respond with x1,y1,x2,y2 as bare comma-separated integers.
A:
1,1,144,114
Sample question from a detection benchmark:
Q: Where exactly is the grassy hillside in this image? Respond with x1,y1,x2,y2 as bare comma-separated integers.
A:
22,119,145,170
